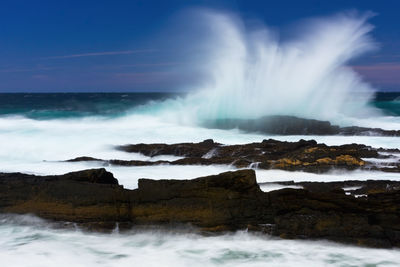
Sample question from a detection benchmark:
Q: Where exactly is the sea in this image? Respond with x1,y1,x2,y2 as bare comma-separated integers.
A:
1,92,400,267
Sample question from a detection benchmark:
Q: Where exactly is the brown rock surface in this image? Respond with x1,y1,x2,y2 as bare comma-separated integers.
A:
1,168,400,247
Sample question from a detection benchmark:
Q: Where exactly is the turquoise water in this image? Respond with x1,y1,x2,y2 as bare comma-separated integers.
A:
373,92,400,116
0,92,398,119
0,93,182,119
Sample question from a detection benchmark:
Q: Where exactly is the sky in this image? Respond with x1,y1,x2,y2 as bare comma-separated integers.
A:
0,0,399,92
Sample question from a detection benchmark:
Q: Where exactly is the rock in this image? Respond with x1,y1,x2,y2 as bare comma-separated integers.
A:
62,168,119,184
70,139,398,173
0,169,266,229
340,126,400,136
206,115,340,135
66,156,101,162
131,169,265,228
0,168,400,248
117,139,219,157
205,115,400,136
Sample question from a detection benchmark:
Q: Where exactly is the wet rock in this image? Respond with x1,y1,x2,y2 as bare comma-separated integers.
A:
70,139,398,173
62,168,119,184
117,139,219,157
340,126,400,136
205,115,400,136
0,168,400,248
206,116,340,135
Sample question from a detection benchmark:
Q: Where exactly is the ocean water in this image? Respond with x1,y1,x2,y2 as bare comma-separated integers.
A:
0,92,400,266
0,92,398,119
1,214,400,267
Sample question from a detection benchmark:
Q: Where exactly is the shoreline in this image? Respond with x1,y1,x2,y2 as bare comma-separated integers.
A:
1,167,399,248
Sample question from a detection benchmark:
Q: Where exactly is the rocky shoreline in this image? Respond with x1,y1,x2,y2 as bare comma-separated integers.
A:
3,137,400,248
1,168,399,248
66,139,400,173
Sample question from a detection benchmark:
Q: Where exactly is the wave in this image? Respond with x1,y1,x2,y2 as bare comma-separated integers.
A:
0,11,395,128
136,10,384,126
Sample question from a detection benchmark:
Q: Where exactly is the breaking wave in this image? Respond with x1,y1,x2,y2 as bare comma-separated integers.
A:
151,10,381,125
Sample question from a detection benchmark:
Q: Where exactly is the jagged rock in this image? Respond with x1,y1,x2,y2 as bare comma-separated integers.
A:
62,168,119,184
69,139,399,173
0,168,399,248
117,139,218,157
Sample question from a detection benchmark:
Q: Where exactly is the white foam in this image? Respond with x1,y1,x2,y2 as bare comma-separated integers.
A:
0,215,399,267
343,186,363,191
259,184,303,192
1,115,400,190
151,10,384,126
256,169,400,184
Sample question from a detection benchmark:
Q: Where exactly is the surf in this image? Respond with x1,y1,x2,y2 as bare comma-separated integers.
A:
138,10,387,127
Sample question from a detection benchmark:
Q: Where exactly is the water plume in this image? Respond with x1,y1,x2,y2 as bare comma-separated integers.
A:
171,10,380,125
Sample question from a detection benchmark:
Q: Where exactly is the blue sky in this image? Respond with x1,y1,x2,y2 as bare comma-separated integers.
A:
0,0,399,92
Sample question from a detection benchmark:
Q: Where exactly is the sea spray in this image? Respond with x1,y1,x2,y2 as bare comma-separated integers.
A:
148,10,381,125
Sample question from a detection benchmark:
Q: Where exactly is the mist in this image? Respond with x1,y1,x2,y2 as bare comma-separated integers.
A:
157,10,381,125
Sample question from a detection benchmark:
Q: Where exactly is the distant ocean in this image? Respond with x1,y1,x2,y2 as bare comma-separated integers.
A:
372,92,400,116
0,92,399,119
0,92,181,119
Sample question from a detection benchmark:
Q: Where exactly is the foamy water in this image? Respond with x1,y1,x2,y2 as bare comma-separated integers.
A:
1,114,400,265
1,114,400,188
1,214,399,267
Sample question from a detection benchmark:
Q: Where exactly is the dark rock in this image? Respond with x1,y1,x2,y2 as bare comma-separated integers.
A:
1,168,400,248
66,156,101,162
117,139,220,157
207,116,340,135
62,168,119,185
340,126,400,136
71,139,398,173
205,115,400,136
